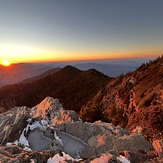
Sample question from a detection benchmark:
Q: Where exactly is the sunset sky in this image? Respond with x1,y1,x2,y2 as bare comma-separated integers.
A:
0,0,163,63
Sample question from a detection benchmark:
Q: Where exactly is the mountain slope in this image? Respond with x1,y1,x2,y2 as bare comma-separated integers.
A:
0,66,110,114
53,69,109,113
79,56,163,140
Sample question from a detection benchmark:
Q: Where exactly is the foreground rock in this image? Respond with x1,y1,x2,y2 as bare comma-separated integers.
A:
0,106,30,145
31,97,80,126
0,97,162,162
57,121,154,159
0,145,63,163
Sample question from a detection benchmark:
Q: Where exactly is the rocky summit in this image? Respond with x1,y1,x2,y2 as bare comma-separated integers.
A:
0,97,162,162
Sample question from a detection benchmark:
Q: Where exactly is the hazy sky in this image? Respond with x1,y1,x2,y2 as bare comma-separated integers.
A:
0,0,163,63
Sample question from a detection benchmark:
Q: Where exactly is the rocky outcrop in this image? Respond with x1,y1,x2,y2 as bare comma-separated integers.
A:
0,97,80,146
0,106,30,145
114,133,153,152
0,97,162,162
31,97,80,126
57,121,154,160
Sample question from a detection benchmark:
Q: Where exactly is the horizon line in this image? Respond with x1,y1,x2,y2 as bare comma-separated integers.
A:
9,56,156,64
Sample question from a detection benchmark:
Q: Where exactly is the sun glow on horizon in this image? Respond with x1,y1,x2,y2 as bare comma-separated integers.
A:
0,44,161,64
1,60,11,67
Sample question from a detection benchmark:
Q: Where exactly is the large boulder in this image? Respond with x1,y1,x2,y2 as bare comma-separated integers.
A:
57,121,154,159
0,106,30,145
0,97,80,146
57,121,129,142
31,97,80,125
114,133,153,152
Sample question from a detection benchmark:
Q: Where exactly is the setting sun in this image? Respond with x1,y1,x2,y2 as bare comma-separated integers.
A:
1,60,11,67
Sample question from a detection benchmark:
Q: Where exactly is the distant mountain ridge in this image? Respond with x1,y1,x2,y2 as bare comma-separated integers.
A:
47,58,150,77
74,62,136,77
0,63,55,88
0,58,149,88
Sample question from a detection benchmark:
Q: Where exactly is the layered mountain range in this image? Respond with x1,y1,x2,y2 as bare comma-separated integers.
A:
0,58,148,88
0,56,163,141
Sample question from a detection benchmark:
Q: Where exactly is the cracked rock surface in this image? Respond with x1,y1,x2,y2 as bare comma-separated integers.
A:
0,97,162,162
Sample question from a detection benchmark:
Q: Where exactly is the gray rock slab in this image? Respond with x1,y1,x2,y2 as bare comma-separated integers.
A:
27,130,51,151
56,129,88,158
